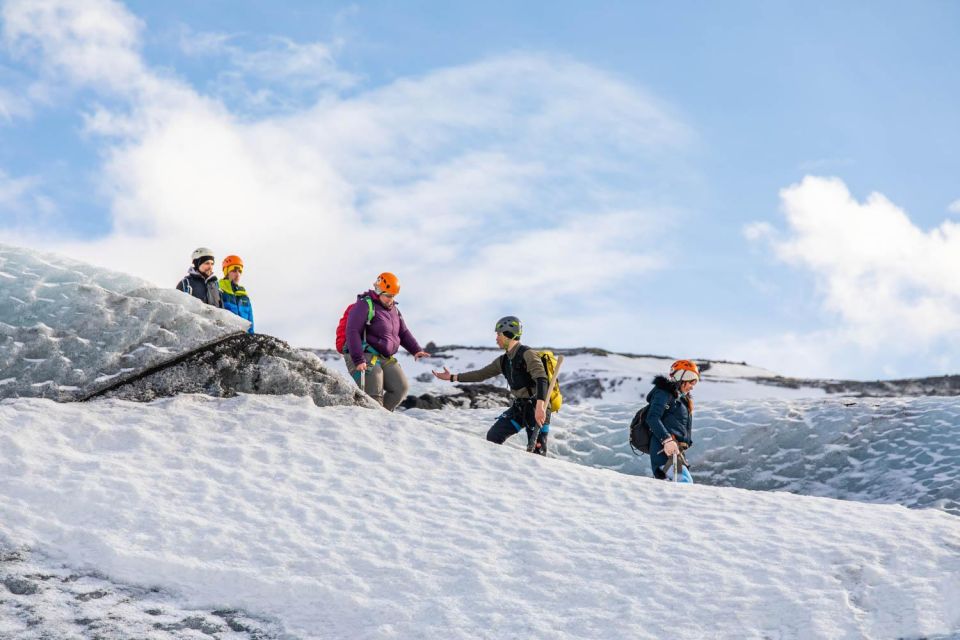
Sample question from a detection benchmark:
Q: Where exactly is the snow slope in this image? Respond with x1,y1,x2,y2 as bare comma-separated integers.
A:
407,396,960,516
1,395,959,639
0,244,248,401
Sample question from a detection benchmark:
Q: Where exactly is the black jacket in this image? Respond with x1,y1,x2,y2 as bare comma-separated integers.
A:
176,268,222,308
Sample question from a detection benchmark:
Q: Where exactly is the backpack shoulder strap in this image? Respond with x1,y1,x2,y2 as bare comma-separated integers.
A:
363,296,375,324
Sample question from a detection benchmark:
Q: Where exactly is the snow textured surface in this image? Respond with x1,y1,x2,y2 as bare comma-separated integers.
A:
0,243,248,401
408,397,960,515
1,395,959,639
0,544,285,639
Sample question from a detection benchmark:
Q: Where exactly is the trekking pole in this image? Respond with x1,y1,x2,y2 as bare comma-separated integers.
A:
360,368,366,392
672,453,680,483
527,355,564,453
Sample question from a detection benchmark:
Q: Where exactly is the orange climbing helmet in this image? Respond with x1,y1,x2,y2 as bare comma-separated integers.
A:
222,255,244,275
669,359,700,383
375,272,400,295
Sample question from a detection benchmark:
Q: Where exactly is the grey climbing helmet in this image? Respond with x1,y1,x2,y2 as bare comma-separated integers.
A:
191,247,215,268
494,316,522,339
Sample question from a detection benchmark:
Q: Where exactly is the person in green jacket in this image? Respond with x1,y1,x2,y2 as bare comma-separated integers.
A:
218,255,254,333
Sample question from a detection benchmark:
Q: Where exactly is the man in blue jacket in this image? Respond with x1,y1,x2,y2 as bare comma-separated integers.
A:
218,255,254,333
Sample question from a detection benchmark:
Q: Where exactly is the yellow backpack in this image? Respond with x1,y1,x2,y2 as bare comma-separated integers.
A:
537,350,564,413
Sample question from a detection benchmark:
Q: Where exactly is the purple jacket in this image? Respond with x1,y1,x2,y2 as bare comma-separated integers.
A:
345,290,423,365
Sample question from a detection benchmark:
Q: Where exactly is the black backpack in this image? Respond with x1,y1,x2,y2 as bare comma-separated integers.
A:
629,405,652,454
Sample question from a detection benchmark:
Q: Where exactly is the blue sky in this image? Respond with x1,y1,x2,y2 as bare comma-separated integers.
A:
1,0,959,379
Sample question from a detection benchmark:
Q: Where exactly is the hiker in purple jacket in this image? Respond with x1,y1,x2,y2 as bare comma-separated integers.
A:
343,272,430,411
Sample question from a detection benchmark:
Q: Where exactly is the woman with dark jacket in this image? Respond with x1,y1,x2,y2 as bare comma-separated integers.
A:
645,359,699,479
343,272,430,411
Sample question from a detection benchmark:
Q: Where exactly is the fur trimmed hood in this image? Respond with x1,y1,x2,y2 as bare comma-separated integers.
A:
651,374,693,414
652,375,679,397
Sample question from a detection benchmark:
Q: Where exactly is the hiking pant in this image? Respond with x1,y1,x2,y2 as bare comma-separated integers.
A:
344,351,409,412
486,400,550,456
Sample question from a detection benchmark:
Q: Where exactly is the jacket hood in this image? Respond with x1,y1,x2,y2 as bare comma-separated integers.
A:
647,375,679,402
188,267,217,283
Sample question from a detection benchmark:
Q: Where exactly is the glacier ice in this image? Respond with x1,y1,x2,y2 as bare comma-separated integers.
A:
0,244,373,408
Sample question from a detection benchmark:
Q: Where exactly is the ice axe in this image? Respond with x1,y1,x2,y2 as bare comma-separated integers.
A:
527,355,564,453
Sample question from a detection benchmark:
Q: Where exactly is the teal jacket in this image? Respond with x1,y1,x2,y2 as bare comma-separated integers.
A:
218,278,254,333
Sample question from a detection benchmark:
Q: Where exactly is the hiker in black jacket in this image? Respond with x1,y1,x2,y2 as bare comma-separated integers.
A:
176,247,222,308
432,316,551,455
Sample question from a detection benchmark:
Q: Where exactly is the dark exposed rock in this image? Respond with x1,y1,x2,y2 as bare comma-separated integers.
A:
155,615,223,635
4,576,39,595
562,378,605,403
86,333,377,409
755,374,960,397
401,384,510,410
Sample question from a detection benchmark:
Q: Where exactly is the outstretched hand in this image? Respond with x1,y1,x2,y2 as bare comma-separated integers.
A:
413,351,431,360
432,366,453,381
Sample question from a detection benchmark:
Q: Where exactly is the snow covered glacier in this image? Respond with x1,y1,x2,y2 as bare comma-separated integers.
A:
542,397,960,515
2,395,960,639
1,243,959,638
0,243,369,408
0,243,246,400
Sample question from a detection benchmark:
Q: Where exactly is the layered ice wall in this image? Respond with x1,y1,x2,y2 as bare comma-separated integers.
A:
692,397,960,514
0,243,249,400
497,397,960,515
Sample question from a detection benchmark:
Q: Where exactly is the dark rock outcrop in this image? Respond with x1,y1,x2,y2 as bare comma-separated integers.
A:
561,377,605,403
86,333,376,408
401,384,510,410
755,374,960,398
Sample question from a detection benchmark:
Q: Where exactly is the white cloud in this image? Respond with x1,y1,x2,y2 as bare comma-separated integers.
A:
177,27,356,110
2,0,692,352
949,199,960,215
744,176,960,378
2,0,146,92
